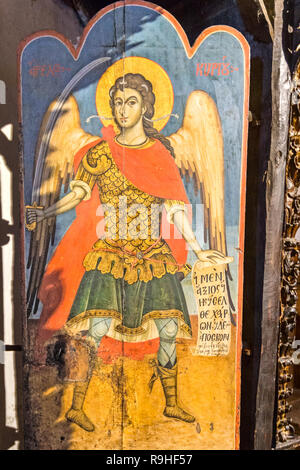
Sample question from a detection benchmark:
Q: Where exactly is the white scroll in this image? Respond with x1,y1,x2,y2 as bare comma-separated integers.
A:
192,261,232,356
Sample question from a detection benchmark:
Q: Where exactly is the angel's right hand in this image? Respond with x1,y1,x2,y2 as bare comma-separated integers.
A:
26,207,45,225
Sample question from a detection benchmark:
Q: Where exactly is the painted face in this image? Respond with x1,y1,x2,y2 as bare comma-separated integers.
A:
113,87,146,129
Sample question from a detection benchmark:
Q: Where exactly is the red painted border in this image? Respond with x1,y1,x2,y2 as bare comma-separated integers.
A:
18,0,250,450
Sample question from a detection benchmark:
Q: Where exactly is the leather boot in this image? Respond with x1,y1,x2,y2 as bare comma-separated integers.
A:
149,360,195,423
157,363,195,423
65,336,97,432
66,380,95,432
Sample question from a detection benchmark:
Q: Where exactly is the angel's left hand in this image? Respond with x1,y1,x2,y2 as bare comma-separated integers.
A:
196,249,233,265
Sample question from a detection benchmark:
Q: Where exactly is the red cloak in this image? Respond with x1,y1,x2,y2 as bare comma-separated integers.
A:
36,125,190,360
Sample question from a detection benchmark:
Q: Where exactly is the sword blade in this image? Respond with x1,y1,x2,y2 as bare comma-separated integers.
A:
31,56,111,202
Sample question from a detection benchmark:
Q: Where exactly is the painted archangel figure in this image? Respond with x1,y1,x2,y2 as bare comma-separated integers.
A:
26,57,232,432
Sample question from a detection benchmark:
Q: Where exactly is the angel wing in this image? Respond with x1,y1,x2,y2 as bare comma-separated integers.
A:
26,95,97,316
168,91,234,311
169,91,226,255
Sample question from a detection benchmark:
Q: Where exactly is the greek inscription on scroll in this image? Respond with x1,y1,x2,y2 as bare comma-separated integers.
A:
192,262,231,356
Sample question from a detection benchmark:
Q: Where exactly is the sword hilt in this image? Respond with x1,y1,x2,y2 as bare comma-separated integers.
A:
25,202,44,231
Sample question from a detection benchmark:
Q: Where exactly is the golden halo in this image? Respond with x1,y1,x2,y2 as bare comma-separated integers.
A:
95,56,174,132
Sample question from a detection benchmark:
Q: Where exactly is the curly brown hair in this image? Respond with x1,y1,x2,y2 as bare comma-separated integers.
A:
109,73,175,158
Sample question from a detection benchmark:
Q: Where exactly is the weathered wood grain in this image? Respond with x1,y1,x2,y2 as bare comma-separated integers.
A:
254,0,291,450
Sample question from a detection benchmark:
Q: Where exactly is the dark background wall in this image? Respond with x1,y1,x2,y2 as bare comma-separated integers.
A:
0,0,82,450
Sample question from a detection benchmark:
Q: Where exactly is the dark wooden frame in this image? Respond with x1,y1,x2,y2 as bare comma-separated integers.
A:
254,0,300,450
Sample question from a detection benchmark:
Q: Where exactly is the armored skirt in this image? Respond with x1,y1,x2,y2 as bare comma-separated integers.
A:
67,269,191,339
64,140,193,341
